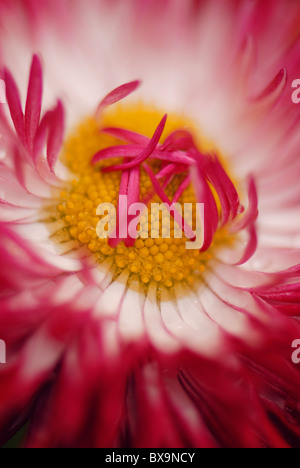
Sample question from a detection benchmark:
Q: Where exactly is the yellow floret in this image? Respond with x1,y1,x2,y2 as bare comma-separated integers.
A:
56,104,235,291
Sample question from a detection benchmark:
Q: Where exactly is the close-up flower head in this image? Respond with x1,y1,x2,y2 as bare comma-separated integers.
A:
0,0,300,450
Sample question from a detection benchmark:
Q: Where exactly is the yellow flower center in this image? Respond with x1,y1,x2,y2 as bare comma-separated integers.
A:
56,103,235,290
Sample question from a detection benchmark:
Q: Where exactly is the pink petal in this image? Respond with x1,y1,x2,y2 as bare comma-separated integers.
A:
46,100,65,173
92,144,141,164
124,167,140,247
33,100,65,173
192,164,219,252
172,175,192,203
143,163,196,242
102,114,167,172
108,169,130,248
25,54,43,150
96,80,141,117
235,224,258,266
252,68,287,105
161,130,195,151
204,154,241,225
101,127,150,146
231,177,258,233
4,68,25,146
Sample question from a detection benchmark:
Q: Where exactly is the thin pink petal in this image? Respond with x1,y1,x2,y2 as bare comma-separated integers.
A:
4,68,25,145
108,169,130,248
172,175,192,203
92,144,141,164
161,130,195,151
102,114,167,172
204,154,241,225
101,127,150,146
124,167,140,247
32,101,65,174
46,100,65,173
252,68,287,104
191,163,219,252
93,146,193,167
25,54,43,150
33,110,51,164
231,177,258,233
96,80,141,117
235,224,258,266
143,163,196,242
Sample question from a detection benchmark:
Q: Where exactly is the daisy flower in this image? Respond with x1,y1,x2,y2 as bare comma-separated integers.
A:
0,0,300,448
